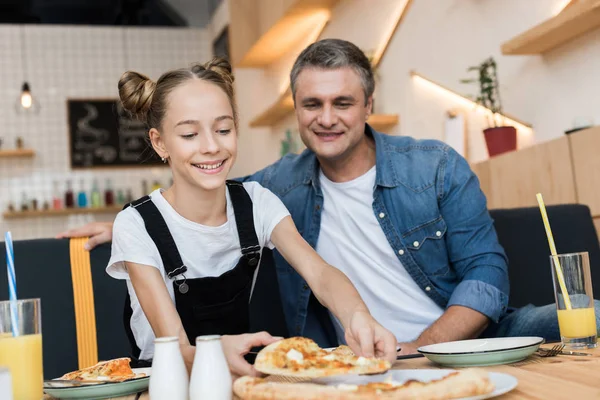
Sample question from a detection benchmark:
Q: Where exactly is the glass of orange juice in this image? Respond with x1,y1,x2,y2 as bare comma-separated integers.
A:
550,252,598,349
0,298,44,400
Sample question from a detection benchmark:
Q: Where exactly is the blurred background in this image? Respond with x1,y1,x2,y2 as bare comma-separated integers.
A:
1,0,599,239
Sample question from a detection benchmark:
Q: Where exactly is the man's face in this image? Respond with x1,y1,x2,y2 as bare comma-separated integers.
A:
294,67,372,164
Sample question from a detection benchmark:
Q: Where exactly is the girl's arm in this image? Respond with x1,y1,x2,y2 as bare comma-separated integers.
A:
270,216,397,363
126,262,195,372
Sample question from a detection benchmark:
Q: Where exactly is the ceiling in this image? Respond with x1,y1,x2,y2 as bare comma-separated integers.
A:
0,0,215,27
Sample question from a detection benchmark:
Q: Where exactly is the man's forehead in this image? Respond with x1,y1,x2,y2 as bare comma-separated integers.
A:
295,66,362,98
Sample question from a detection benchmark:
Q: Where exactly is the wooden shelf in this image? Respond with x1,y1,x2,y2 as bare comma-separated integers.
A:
249,89,294,128
368,114,399,131
3,206,123,219
501,0,600,55
0,149,35,158
229,0,339,67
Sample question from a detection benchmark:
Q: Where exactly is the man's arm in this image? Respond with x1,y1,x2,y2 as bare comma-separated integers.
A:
400,148,509,354
397,306,489,354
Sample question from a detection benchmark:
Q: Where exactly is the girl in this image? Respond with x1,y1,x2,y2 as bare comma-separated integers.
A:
106,58,396,376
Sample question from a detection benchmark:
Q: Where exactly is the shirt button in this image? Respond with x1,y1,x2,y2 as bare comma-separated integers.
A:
413,241,419,247
315,205,321,211
398,249,404,255
303,283,309,290
425,286,431,292
436,231,442,237
379,212,385,219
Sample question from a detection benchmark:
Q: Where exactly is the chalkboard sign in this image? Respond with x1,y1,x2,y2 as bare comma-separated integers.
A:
67,99,163,168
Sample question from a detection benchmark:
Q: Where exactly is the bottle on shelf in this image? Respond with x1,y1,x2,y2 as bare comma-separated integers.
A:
20,192,29,212
64,180,74,208
116,189,126,205
52,181,63,210
126,188,133,203
77,179,88,208
142,180,148,195
104,178,114,206
31,197,38,211
152,180,161,191
91,179,101,208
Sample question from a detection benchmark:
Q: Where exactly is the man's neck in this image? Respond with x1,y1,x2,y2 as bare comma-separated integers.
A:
318,136,376,183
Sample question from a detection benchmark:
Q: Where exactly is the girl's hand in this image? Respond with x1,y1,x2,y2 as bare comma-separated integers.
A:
344,310,397,364
220,332,282,377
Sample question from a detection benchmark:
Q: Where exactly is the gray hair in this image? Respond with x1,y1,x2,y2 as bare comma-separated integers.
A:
290,39,374,105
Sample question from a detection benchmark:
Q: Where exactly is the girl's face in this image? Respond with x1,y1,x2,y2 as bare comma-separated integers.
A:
150,79,237,193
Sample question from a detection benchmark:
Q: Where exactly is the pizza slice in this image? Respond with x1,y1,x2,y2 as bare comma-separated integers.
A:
254,337,391,378
59,357,145,382
234,369,495,400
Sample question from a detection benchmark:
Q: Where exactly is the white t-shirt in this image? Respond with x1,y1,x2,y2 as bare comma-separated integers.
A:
107,182,290,360
315,166,444,344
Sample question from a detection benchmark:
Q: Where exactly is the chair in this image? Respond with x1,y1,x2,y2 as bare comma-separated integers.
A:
490,204,600,308
0,238,129,379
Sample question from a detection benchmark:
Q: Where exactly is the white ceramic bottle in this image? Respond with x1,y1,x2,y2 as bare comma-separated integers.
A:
189,335,232,400
149,336,189,400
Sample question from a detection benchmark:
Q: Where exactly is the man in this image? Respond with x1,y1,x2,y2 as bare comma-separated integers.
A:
59,39,599,354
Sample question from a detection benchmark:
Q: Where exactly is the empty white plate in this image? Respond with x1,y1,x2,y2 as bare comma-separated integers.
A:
417,336,544,367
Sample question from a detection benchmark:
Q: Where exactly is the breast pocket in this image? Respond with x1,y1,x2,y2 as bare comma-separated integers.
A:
403,216,450,276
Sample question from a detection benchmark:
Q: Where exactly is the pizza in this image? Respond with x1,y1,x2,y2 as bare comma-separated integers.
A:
234,369,495,399
59,357,145,382
254,337,391,378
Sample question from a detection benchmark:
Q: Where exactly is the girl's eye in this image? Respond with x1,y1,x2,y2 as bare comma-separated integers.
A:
181,133,196,139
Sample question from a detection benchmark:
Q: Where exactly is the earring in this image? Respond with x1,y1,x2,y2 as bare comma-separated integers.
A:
161,156,167,163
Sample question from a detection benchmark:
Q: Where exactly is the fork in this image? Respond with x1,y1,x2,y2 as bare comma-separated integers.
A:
537,344,565,357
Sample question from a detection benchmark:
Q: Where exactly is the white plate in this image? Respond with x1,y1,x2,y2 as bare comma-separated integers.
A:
312,369,517,399
416,337,544,367
44,367,150,400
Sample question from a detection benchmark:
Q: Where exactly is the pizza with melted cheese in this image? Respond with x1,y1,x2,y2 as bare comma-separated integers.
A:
59,357,145,382
234,369,495,400
254,337,391,378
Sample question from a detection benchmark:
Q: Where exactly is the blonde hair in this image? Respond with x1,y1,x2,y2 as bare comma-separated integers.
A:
118,57,237,130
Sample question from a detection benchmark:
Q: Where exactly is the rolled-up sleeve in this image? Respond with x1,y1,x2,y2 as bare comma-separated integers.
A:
440,148,510,322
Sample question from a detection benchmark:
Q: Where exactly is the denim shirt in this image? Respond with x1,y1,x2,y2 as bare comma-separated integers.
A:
242,125,509,347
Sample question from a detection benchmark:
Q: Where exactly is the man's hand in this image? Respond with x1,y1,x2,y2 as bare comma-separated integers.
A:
344,310,397,364
56,222,114,250
221,332,282,378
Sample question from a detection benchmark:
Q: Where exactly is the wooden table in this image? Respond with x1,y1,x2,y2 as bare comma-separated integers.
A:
45,344,600,399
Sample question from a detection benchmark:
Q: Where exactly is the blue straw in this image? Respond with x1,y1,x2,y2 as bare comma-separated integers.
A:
5,232,18,337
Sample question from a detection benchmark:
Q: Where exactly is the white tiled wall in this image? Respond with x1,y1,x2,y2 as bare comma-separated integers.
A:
0,25,210,240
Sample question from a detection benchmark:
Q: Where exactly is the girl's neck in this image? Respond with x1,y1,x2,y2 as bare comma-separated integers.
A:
161,181,228,226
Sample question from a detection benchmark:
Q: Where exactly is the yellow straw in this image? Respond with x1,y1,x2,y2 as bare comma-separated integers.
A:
536,193,572,310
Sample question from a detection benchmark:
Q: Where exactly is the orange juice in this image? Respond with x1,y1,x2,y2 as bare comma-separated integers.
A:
557,308,597,338
0,333,43,400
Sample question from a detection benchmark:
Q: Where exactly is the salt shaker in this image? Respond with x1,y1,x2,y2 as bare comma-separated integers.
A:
189,335,232,400
149,337,189,400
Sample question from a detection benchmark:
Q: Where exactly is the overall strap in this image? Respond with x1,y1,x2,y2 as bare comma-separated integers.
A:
226,181,261,264
124,196,187,279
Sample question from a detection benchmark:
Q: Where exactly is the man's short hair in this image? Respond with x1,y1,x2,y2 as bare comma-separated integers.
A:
290,38,375,105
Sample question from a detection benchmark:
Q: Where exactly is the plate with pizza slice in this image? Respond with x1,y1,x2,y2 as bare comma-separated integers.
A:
44,357,150,400
254,337,391,378
234,368,518,399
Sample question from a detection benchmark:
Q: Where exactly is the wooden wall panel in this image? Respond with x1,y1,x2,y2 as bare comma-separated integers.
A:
471,160,493,208
487,136,577,209
569,126,600,217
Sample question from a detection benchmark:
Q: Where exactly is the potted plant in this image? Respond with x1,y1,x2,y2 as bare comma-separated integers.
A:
461,57,517,157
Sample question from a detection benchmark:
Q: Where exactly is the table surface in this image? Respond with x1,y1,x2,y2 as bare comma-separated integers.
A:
44,343,600,400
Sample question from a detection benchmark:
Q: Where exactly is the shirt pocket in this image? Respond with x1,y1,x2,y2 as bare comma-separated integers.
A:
402,216,449,276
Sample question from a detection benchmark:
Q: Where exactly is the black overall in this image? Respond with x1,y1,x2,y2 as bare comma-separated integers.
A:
122,181,261,363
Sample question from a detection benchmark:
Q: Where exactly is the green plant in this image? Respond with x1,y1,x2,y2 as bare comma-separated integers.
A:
460,57,503,128
280,129,298,157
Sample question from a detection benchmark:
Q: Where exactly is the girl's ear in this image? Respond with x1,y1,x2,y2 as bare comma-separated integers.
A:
149,128,168,159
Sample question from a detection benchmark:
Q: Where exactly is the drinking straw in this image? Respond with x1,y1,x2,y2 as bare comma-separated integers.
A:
5,232,19,336
536,194,572,310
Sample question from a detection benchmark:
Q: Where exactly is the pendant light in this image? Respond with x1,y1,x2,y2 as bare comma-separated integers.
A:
16,25,39,114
